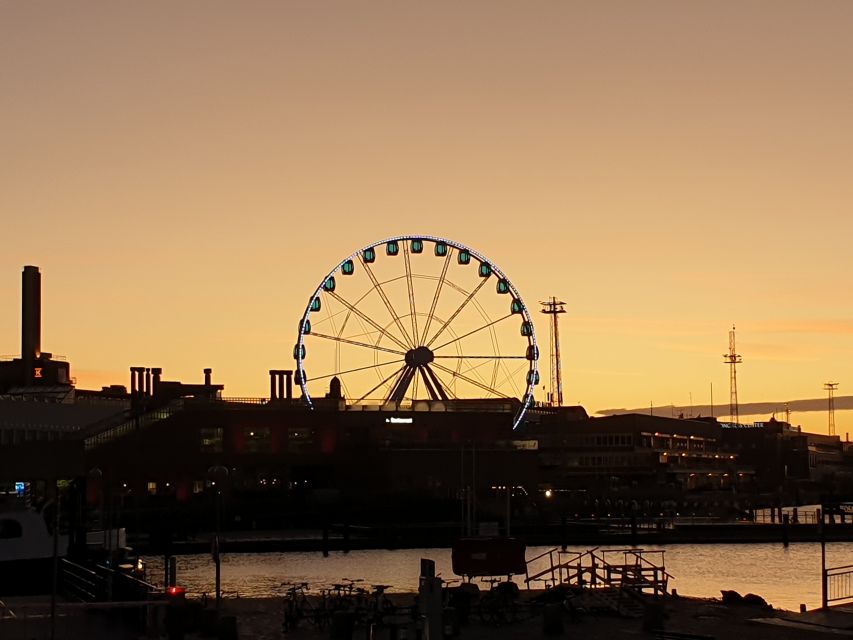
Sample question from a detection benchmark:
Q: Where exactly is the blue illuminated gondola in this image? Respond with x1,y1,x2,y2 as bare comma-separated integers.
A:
479,262,492,278
311,297,321,312
458,250,471,265
342,259,355,275
323,276,336,292
293,343,306,359
510,299,524,314
435,241,448,257
527,370,540,385
386,241,399,256
520,320,533,336
496,279,510,294
300,318,312,335
411,239,424,253
363,247,376,263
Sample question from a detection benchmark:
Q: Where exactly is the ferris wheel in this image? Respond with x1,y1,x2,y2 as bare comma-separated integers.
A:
294,235,539,429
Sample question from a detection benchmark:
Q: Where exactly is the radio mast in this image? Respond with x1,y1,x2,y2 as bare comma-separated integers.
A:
723,325,742,425
540,298,566,406
825,382,839,436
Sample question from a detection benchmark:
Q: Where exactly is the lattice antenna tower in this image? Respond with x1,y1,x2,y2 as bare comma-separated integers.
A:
540,297,566,407
825,382,839,436
723,325,743,425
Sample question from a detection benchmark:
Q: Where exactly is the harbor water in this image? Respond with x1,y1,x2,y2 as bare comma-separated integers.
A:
144,541,853,611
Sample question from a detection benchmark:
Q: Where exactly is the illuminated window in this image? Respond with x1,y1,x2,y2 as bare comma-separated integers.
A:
147,482,157,495
200,427,224,453
244,426,271,453
34,367,42,379
288,427,314,453
192,481,204,494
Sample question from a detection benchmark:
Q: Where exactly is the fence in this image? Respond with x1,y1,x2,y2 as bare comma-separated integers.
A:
825,564,853,606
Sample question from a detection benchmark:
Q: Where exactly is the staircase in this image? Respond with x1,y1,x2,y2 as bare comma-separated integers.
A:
525,546,671,597
82,399,183,450
585,587,646,618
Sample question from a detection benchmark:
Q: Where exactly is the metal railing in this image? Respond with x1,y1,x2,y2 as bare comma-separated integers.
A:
84,400,183,450
753,508,821,525
525,546,670,595
826,564,853,605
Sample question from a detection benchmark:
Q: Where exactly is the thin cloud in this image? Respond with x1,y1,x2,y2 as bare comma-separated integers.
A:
752,319,853,335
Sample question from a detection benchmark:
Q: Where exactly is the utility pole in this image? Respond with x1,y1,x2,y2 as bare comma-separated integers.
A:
825,382,839,436
540,298,566,407
723,325,742,425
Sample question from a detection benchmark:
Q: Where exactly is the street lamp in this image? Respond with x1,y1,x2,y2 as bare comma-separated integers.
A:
207,465,229,610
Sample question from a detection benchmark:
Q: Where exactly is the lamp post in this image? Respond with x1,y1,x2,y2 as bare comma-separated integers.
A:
207,465,229,611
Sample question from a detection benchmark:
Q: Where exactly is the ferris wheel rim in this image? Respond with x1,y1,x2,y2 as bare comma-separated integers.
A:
295,234,539,429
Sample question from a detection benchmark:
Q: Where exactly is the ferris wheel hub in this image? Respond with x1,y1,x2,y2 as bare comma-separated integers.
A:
405,346,434,367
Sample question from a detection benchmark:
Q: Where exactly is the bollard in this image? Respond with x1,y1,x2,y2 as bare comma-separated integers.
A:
165,586,187,640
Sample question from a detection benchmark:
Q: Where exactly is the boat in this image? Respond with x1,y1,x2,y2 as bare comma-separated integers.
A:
0,507,68,595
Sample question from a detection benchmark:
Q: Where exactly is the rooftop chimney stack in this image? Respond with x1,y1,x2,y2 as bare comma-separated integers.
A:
21,266,41,385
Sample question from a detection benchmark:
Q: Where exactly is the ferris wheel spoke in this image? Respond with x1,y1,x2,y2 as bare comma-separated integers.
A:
419,250,453,345
310,331,407,357
431,362,511,398
403,242,419,348
433,355,527,359
326,290,410,352
494,360,527,398
355,364,407,404
358,254,414,348
431,314,514,352
421,365,450,401
423,365,459,401
388,366,418,403
425,277,489,348
309,358,407,382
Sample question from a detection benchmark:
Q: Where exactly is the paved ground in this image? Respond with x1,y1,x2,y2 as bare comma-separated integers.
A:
208,592,853,640
6,591,853,639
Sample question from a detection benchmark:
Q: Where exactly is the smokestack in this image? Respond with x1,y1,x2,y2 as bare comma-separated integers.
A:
269,370,277,400
152,367,162,396
21,266,41,385
284,370,293,400
204,368,212,386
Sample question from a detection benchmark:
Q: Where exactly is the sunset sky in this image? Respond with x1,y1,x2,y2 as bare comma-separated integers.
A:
2,1,852,434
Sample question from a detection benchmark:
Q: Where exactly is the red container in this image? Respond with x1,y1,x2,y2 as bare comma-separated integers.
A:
451,537,526,577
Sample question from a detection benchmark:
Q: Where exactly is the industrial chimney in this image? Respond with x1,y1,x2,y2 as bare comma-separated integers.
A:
21,266,41,385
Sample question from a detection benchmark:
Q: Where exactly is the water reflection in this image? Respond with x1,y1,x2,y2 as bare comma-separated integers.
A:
144,541,853,611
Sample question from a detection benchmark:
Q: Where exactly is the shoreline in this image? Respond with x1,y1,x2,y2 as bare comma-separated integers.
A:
134,521,853,555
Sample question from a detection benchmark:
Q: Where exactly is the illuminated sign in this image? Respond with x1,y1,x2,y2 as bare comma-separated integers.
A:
15,482,25,497
34,367,42,378
385,417,413,424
